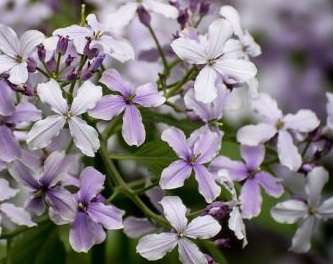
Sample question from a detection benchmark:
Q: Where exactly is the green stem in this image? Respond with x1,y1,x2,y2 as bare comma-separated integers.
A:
166,66,197,98
36,67,50,79
109,154,174,161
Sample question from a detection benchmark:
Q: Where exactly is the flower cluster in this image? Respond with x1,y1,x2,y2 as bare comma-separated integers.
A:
0,1,332,263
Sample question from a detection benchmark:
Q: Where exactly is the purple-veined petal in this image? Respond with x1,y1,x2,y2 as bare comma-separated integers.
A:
70,81,102,115
318,197,333,219
160,196,188,232
161,127,191,160
290,217,315,253
171,37,207,64
283,110,320,133
256,171,284,197
237,123,276,146
69,212,106,253
178,238,207,264
100,68,134,96
0,24,20,56
6,101,41,124
19,30,45,58
305,166,328,208
144,0,179,19
106,2,138,32
251,93,283,123
185,215,221,239
78,167,105,203
194,129,220,164
68,116,100,157
240,179,261,219
271,200,308,224
27,115,66,150
220,6,243,39
122,105,145,146
0,55,16,78
26,196,46,216
0,125,21,163
160,160,192,189
39,151,66,186
277,130,302,171
240,145,265,170
87,202,124,230
89,95,125,120
0,203,36,227
209,156,247,182
0,178,18,202
228,206,247,246
124,217,156,239
8,62,28,85
133,83,165,107
194,66,218,103
193,164,221,203
100,35,135,63
8,161,39,189
136,232,178,261
0,80,15,116
37,79,67,114
206,19,233,58
86,14,104,32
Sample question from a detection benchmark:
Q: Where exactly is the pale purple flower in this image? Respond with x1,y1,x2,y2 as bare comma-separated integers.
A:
90,69,165,146
106,0,179,33
67,167,124,253
9,151,76,223
53,14,134,63
124,216,157,239
210,145,284,219
326,92,333,131
159,126,221,203
237,93,320,171
271,167,333,253
136,196,221,263
27,79,102,156
0,24,44,84
171,18,257,103
0,178,35,234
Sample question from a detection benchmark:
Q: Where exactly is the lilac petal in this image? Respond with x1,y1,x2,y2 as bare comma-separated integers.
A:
0,25,20,56
283,110,320,133
8,161,39,189
240,145,265,170
123,217,156,239
193,164,221,203
136,233,178,261
171,37,207,65
100,68,134,96
255,171,284,197
0,80,15,116
0,161,6,172
133,83,165,107
251,93,283,123
0,203,36,227
87,202,124,230
26,196,46,216
318,197,333,218
160,196,188,232
185,215,221,239
69,212,106,253
107,2,138,32
144,0,179,19
193,129,220,164
178,238,207,264
78,167,105,202
228,207,247,246
305,167,329,208
209,156,247,182
0,178,18,201
161,127,191,160
277,130,302,171
240,179,262,219
194,66,218,103
291,217,315,253
100,35,135,63
9,64,28,86
19,30,45,57
39,151,66,187
0,125,21,163
6,101,41,124
271,200,308,224
89,95,126,120
122,105,145,146
237,123,276,146
160,160,192,190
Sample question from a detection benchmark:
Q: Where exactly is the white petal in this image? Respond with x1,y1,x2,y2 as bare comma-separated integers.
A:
106,3,138,32
283,110,320,133
185,215,221,239
159,196,188,232
291,217,315,253
305,166,328,208
68,117,100,157
318,197,333,219
0,24,20,56
144,0,179,19
237,123,276,146
136,233,178,261
178,238,207,264
37,79,68,114
71,81,102,115
0,55,16,74
171,37,207,64
251,93,283,123
20,30,45,58
219,6,243,39
228,207,247,246
0,178,18,202
27,115,66,149
326,92,333,130
0,203,36,227
271,200,308,224
8,62,28,85
100,35,135,63
277,130,302,171
194,66,218,103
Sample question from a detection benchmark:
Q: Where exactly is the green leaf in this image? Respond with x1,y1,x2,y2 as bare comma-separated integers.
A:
8,222,66,264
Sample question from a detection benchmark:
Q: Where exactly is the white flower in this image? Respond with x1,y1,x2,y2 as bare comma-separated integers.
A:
271,167,333,253
136,196,221,264
27,79,102,157
0,24,44,84
171,19,257,103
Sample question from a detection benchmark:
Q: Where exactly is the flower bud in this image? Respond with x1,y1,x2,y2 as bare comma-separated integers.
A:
80,67,92,81
65,55,75,67
177,9,189,29
205,201,230,220
56,36,69,55
199,1,210,16
137,6,151,27
66,69,77,81
46,56,56,72
84,38,99,59
27,57,37,73
90,54,105,72
215,238,231,249
37,44,46,61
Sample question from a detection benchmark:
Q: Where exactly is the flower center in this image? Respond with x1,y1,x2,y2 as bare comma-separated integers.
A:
64,111,73,120
78,202,88,212
16,55,23,63
275,119,284,130
124,95,135,105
